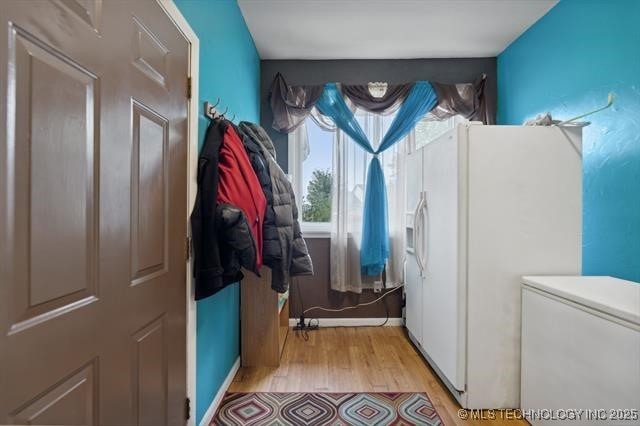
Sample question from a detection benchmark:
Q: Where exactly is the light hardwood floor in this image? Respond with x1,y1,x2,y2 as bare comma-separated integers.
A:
230,326,529,425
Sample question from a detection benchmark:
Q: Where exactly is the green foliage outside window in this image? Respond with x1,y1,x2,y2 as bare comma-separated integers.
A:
302,169,332,222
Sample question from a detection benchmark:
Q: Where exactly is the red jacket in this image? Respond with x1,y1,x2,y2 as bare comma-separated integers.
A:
217,124,266,269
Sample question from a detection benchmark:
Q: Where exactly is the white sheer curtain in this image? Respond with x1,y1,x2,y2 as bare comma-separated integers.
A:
330,111,407,293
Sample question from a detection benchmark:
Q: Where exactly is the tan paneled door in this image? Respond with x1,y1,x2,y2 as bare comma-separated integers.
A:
0,1,189,424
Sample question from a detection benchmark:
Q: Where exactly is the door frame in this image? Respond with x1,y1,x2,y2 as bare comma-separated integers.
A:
157,2,199,425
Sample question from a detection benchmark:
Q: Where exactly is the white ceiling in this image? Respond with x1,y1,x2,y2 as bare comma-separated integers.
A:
238,0,558,60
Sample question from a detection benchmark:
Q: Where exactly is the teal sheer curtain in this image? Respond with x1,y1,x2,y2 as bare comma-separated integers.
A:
316,81,438,276
316,83,374,154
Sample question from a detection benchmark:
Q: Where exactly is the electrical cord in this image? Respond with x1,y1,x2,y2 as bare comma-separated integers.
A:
302,284,404,315
296,327,310,341
296,277,305,313
319,294,390,328
301,284,402,331
293,276,403,336
293,278,315,341
378,297,390,327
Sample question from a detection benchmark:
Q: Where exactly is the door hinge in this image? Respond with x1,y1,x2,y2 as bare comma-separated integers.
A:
185,397,191,421
186,76,192,100
185,236,192,262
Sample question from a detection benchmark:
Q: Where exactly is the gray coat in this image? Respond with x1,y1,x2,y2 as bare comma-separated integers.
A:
239,122,313,292
234,124,280,270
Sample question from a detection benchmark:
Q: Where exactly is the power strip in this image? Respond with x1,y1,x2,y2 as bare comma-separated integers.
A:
292,315,319,332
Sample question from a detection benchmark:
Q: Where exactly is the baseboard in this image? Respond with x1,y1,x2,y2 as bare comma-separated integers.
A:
289,317,404,327
199,357,240,426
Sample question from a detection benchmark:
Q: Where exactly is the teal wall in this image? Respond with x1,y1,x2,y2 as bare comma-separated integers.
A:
498,0,640,282
174,0,260,423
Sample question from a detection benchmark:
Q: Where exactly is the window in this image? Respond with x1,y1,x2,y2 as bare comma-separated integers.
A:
289,110,462,235
411,115,460,151
289,117,335,234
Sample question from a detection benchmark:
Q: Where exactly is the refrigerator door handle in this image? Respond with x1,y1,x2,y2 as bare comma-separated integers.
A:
412,200,420,271
421,191,428,272
413,195,426,275
413,200,421,272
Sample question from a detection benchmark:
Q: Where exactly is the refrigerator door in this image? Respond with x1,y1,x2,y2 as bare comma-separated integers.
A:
405,147,424,225
404,147,424,345
465,125,582,408
405,251,423,345
420,129,465,391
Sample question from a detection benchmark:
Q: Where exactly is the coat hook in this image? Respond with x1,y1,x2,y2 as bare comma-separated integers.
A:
204,98,223,119
204,102,214,119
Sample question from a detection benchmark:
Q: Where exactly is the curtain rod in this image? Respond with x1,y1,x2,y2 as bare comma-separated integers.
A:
274,71,487,88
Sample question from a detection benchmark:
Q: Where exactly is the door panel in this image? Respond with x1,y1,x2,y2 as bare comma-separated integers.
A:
131,315,167,426
132,16,170,89
56,0,102,33
6,22,99,334
131,100,169,285
0,1,189,424
9,362,96,425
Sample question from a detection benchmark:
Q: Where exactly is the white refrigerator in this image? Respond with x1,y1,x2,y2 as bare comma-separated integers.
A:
404,123,583,409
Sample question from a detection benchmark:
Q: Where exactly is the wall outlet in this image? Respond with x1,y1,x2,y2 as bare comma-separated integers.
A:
373,280,383,293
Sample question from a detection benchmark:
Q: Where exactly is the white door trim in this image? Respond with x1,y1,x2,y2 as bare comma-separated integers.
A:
157,2,199,425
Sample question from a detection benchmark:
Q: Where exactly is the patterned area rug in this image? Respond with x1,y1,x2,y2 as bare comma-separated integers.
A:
212,392,444,425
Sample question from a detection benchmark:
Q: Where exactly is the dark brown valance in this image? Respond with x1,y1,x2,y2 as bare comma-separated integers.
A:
341,83,412,114
268,72,494,133
269,73,323,133
430,74,493,124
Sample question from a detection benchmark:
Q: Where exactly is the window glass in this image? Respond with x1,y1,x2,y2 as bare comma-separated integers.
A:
414,117,455,149
301,118,333,223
